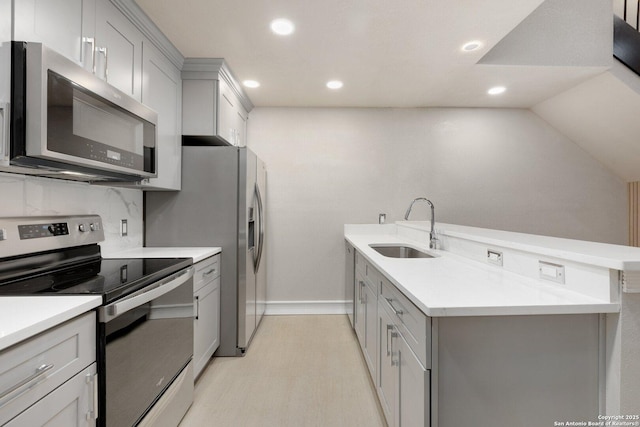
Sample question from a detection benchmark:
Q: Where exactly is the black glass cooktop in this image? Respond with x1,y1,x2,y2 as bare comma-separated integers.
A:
0,245,191,304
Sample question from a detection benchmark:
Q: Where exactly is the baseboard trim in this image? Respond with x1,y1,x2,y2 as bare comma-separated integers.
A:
265,300,348,315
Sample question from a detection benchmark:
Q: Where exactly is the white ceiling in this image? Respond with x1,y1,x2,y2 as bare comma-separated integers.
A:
135,0,612,108
533,61,640,182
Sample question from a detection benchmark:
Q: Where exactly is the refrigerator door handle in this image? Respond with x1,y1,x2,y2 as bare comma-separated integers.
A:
254,183,265,273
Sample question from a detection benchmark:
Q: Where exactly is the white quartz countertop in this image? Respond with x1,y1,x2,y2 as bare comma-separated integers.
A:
421,222,640,271
0,296,102,351
345,227,619,317
102,247,221,263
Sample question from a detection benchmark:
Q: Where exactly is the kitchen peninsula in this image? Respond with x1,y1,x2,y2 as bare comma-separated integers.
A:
345,221,639,427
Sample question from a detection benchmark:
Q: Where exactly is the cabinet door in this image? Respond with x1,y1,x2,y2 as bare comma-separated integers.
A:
363,282,378,380
193,277,220,379
397,334,429,427
13,0,95,69
217,78,239,145
141,40,181,190
378,301,398,427
235,104,248,147
344,242,355,327
95,0,142,100
5,364,98,427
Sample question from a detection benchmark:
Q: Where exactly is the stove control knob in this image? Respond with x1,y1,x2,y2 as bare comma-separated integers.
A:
79,224,87,232
90,223,96,231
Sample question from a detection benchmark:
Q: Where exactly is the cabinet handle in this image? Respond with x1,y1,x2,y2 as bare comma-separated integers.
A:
92,372,99,420
0,363,54,405
385,297,403,316
195,295,200,319
203,268,217,277
358,281,365,303
96,46,108,80
386,324,393,356
85,372,99,420
82,37,95,73
389,327,399,366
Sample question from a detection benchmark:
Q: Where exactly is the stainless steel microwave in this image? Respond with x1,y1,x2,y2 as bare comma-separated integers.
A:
5,42,157,182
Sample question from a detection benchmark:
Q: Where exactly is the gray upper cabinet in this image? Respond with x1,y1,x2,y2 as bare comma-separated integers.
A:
12,0,144,100
95,0,143,101
9,0,185,189
140,41,182,190
182,59,254,147
13,0,96,70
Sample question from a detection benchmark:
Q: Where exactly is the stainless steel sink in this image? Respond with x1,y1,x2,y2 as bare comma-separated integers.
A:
369,245,436,259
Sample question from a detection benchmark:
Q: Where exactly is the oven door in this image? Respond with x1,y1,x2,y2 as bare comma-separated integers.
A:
97,267,194,427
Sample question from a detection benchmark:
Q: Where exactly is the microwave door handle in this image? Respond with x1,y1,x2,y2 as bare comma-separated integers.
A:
99,267,194,322
0,103,8,162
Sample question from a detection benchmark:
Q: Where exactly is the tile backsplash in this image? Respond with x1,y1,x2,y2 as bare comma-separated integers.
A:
0,172,143,254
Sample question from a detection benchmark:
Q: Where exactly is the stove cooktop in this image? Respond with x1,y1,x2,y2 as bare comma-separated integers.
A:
0,255,192,304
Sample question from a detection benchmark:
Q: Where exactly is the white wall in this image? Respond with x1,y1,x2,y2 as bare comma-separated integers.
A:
247,107,627,304
0,172,142,254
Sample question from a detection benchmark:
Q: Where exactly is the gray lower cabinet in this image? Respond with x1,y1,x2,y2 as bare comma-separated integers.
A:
378,293,430,427
193,254,221,379
5,364,97,426
396,330,429,427
350,247,600,427
363,281,378,378
0,312,98,426
354,270,377,380
351,249,430,427
344,241,355,327
377,299,398,425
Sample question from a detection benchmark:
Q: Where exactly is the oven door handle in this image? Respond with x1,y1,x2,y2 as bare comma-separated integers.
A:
99,267,194,322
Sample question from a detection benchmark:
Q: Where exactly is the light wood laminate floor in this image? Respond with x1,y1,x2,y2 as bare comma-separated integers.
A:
179,315,386,427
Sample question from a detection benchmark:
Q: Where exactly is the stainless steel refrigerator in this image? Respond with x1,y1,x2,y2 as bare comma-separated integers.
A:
145,146,267,356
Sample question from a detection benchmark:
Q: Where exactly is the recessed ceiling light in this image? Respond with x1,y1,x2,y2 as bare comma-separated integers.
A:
461,41,483,52
487,86,506,95
270,18,295,36
243,80,260,88
326,80,343,90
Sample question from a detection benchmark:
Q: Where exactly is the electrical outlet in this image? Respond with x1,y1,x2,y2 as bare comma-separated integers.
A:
120,219,128,236
539,261,565,284
487,249,503,266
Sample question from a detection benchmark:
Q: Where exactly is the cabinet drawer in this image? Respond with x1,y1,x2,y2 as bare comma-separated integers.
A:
380,278,430,368
5,364,97,427
0,312,96,425
355,251,379,292
194,255,220,292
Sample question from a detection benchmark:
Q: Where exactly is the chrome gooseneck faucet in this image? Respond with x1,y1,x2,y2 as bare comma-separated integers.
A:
404,197,437,249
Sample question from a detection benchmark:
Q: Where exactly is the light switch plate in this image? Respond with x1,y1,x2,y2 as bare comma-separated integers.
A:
120,219,128,237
